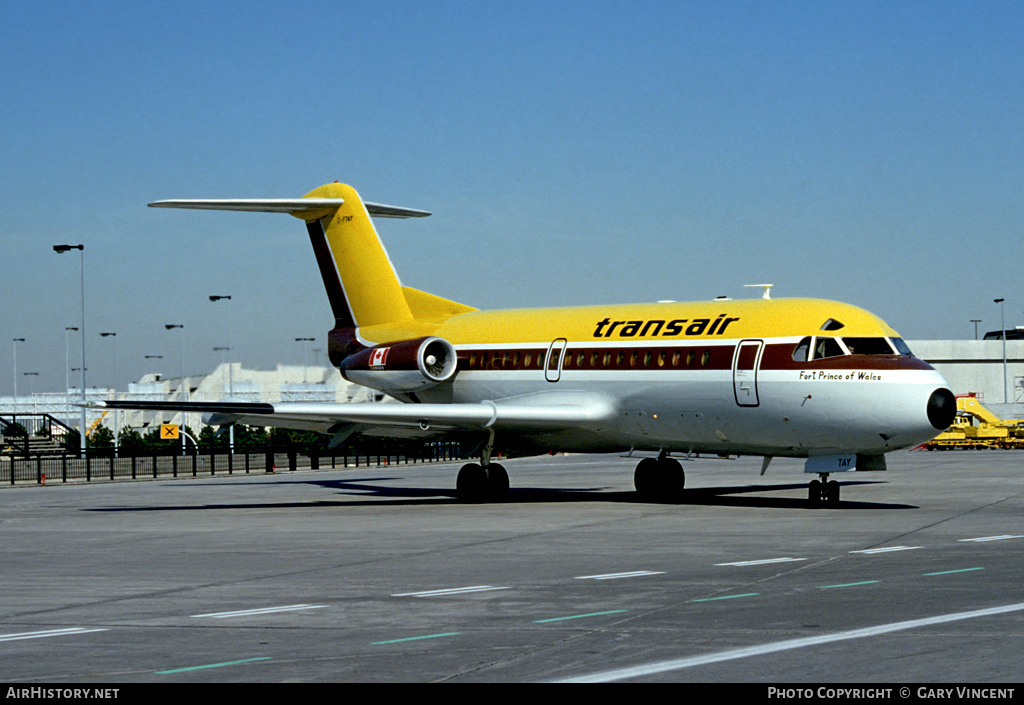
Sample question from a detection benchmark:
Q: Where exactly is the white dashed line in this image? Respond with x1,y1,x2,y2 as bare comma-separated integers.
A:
392,586,510,597
191,604,326,618
716,557,807,567
575,571,666,580
0,627,108,642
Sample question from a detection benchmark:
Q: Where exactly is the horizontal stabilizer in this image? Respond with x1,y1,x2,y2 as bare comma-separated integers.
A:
148,198,431,219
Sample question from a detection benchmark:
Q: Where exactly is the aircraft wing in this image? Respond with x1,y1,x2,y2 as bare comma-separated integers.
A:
84,393,618,443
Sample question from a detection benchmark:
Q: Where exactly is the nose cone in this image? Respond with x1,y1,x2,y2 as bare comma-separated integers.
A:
927,388,956,430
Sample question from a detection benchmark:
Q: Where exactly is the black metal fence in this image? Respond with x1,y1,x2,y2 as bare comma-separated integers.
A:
1,445,466,486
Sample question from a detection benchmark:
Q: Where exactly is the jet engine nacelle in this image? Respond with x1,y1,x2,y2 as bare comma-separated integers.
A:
339,336,459,393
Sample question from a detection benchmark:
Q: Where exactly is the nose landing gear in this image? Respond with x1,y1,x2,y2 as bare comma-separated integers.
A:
808,474,840,506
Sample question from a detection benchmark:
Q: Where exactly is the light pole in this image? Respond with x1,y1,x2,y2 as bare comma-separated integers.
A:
210,295,234,453
144,355,163,425
970,320,982,340
11,338,24,421
165,324,186,453
23,373,38,414
295,337,314,385
54,244,86,456
65,327,78,424
994,299,1007,403
101,332,117,454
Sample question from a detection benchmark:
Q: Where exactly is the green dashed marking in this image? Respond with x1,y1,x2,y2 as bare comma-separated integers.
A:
155,657,271,674
371,632,461,645
924,567,985,576
817,580,881,589
534,610,628,623
691,593,760,602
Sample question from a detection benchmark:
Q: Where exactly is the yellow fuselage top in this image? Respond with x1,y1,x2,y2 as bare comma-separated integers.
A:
358,297,899,347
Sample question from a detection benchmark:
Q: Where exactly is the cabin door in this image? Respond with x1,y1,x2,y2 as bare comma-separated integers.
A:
545,338,568,382
732,339,764,407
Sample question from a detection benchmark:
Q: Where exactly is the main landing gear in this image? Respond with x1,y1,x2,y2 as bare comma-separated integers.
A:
456,430,509,502
808,473,840,507
456,461,509,502
634,452,686,501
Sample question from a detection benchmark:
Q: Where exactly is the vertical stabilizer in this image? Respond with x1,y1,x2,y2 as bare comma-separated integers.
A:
148,182,465,341
301,182,414,329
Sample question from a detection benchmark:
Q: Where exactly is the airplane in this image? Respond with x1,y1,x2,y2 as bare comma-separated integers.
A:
90,181,956,506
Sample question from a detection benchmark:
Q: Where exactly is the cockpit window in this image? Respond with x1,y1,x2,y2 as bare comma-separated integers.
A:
813,337,845,359
843,337,895,355
792,337,811,362
820,318,845,331
890,338,914,356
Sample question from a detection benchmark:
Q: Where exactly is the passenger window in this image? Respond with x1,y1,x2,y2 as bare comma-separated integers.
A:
792,337,811,362
813,337,845,359
843,337,894,355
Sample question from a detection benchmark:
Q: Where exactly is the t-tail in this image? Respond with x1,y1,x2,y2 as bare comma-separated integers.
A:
149,182,476,373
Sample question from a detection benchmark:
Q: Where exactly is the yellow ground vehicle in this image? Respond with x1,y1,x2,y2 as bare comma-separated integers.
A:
925,394,1024,450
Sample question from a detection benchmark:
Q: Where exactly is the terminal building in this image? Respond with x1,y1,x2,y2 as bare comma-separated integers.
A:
1,339,1023,439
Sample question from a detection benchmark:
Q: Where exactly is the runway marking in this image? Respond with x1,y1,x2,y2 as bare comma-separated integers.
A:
849,546,922,554
716,557,806,567
535,610,628,623
0,627,109,643
691,593,760,602
191,604,326,619
372,632,462,645
391,586,510,597
924,567,985,576
554,601,1024,683
155,657,272,674
959,535,1024,542
817,580,881,589
575,571,666,580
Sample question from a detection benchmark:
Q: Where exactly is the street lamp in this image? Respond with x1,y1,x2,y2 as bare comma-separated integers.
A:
165,324,186,453
11,338,24,420
209,295,235,453
53,243,86,456
23,373,38,414
970,320,982,340
295,337,314,385
100,332,117,454
65,327,78,423
994,299,1007,403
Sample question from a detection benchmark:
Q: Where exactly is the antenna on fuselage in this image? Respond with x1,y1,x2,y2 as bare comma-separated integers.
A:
745,284,774,300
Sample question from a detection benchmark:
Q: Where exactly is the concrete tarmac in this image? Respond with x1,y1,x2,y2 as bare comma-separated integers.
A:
0,450,1021,683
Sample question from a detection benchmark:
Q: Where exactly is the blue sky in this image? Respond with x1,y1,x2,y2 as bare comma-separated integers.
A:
1,1,1022,395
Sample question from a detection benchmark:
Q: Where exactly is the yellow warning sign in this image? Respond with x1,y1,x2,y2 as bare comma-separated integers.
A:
160,424,180,439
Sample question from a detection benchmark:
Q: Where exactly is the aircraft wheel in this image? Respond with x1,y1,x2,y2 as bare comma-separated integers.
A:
634,458,660,498
826,480,840,505
634,457,685,501
660,458,686,501
808,479,823,506
457,463,488,502
487,463,510,499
